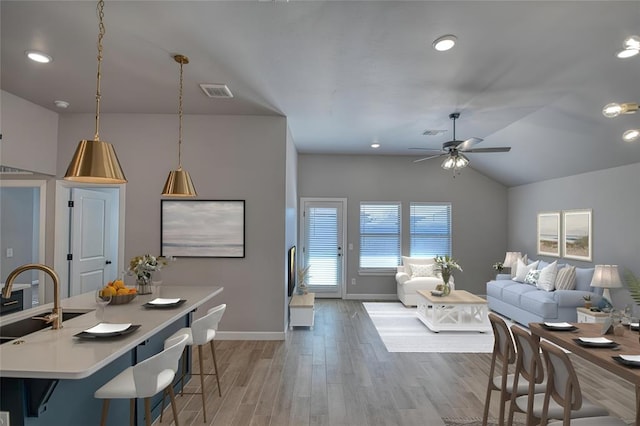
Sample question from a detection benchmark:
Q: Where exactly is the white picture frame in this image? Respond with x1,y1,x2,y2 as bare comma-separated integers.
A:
537,211,561,257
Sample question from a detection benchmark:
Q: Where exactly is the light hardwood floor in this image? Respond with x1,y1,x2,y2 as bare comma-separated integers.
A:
156,299,636,425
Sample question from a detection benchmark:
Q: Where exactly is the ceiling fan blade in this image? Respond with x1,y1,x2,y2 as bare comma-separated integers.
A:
455,137,483,151
462,147,511,153
413,154,445,163
408,148,445,152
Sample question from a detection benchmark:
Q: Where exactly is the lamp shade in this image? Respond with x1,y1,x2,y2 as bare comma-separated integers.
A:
162,168,197,197
590,265,623,302
64,139,127,183
502,252,522,269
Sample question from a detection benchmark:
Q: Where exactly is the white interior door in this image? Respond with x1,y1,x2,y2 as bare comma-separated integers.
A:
300,198,346,298
70,188,116,295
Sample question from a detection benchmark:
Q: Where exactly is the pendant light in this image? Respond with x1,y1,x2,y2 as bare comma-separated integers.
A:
162,54,197,197
64,0,126,184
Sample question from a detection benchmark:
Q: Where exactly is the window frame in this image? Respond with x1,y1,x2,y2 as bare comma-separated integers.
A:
358,201,402,275
409,202,452,258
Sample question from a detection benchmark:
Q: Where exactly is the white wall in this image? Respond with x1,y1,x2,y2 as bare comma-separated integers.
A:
508,162,640,309
1,90,58,175
298,154,508,296
57,113,289,335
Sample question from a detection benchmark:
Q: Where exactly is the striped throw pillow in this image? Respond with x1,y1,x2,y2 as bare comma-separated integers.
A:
555,266,577,290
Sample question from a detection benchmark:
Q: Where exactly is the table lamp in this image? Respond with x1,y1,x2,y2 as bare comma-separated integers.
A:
590,265,623,302
502,252,522,271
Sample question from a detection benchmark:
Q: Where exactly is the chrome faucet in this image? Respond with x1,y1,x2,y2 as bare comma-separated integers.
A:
2,263,62,330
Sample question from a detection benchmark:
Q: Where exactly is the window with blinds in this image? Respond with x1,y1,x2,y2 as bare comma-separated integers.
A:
304,205,340,287
359,202,401,270
409,202,452,257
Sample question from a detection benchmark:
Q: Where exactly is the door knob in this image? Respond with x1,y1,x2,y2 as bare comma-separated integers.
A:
105,260,112,265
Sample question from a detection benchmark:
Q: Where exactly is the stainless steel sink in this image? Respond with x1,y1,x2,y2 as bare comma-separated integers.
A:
0,310,93,344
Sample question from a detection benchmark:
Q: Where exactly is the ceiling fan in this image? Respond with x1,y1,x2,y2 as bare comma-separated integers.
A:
411,112,511,170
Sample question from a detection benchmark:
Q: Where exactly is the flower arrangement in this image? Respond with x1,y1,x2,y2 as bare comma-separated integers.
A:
128,254,170,286
434,255,463,285
492,261,504,273
297,265,310,295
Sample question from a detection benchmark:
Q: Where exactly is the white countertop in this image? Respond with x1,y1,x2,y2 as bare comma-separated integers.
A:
0,283,31,293
0,285,223,379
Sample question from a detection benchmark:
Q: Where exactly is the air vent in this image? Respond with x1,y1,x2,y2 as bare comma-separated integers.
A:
0,166,34,175
199,84,234,99
422,129,447,136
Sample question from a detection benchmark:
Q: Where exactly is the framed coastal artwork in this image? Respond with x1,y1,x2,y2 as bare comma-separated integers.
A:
562,209,592,262
537,211,561,257
161,200,245,258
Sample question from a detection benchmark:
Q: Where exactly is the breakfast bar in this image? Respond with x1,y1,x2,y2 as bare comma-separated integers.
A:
0,285,223,426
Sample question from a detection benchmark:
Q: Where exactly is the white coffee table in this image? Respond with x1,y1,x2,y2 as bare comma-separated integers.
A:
416,289,491,333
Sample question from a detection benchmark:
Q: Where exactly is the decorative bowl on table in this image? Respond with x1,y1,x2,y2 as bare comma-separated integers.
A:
102,293,137,305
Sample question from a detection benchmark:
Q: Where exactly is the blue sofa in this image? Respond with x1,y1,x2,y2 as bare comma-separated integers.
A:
486,264,603,326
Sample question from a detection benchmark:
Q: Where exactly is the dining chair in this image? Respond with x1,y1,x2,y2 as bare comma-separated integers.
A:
539,340,626,426
94,333,190,426
161,303,226,423
507,325,547,426
483,313,541,426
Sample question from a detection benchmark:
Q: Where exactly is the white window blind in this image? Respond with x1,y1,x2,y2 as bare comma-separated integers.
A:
410,202,451,257
359,202,401,269
304,206,338,287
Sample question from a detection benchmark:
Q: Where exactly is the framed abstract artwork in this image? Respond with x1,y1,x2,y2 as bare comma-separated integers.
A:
562,209,592,262
161,200,245,258
537,211,561,257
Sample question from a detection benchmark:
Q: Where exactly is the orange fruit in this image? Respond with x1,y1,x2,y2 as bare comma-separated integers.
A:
128,288,137,294
114,280,125,289
116,288,129,295
102,286,117,297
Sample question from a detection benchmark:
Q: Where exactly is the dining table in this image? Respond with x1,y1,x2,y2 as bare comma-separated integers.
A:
529,322,640,425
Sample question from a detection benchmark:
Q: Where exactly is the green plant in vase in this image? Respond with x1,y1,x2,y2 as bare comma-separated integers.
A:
434,255,462,296
297,265,310,295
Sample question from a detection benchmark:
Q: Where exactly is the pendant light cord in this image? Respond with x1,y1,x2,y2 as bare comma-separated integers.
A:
94,0,105,141
178,59,184,169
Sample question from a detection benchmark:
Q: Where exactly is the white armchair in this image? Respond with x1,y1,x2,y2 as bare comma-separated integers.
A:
396,256,454,306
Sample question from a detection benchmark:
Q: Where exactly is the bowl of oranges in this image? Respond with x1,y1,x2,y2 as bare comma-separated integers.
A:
100,280,137,305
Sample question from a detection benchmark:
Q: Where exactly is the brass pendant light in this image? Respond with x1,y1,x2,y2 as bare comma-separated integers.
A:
162,54,197,197
64,0,126,184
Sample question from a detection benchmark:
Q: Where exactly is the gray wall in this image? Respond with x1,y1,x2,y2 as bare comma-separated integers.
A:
0,187,37,279
298,154,508,296
57,113,291,334
508,162,640,309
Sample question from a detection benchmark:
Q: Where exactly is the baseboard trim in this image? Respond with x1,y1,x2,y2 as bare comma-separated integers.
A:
343,293,398,301
216,331,285,341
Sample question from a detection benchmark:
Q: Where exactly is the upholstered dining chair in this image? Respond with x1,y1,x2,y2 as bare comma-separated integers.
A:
507,325,548,426
509,331,608,426
161,303,226,423
483,313,538,426
539,340,626,426
94,333,189,426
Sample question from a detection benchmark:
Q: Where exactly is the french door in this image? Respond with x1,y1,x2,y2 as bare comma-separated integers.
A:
300,198,347,298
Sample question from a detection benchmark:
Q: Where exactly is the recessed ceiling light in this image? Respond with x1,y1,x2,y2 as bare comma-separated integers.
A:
432,35,457,52
623,129,639,142
54,100,70,109
371,143,381,149
616,35,639,59
25,50,52,63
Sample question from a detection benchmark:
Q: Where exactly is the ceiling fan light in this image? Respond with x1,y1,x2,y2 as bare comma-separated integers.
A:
441,156,455,170
624,35,640,50
432,35,457,52
622,129,639,142
455,154,470,169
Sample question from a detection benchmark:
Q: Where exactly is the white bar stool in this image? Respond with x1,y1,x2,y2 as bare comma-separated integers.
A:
161,303,226,423
94,333,189,426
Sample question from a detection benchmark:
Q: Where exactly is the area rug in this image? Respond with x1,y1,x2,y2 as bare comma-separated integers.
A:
362,302,494,353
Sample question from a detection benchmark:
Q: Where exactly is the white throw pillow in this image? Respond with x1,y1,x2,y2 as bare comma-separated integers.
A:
510,254,528,278
536,260,558,292
401,256,434,276
513,258,538,283
524,269,541,285
411,263,437,278
555,265,577,290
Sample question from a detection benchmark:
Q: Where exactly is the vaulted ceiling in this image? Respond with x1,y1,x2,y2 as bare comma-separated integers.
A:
2,1,639,186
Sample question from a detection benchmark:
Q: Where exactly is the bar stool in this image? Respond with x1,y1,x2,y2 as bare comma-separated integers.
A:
540,340,626,426
161,303,226,423
94,333,189,426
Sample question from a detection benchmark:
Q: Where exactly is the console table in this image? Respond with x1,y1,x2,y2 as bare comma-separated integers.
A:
289,292,315,329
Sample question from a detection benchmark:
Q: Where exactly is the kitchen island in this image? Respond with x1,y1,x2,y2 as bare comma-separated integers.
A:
0,285,223,426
